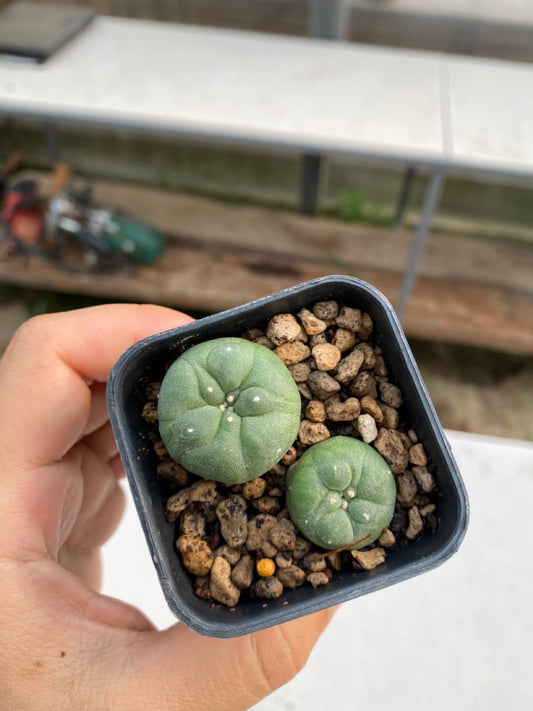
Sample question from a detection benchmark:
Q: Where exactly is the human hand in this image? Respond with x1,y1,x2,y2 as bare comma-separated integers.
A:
0,304,334,711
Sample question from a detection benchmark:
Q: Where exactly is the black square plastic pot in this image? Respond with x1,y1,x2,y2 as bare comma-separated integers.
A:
107,275,469,638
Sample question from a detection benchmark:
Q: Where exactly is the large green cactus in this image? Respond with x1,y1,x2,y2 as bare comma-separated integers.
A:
286,436,396,550
158,337,301,484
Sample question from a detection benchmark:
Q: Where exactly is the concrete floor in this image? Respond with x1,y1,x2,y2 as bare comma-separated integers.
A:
101,430,533,711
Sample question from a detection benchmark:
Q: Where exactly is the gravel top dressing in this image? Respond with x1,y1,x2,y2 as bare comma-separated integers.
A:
137,298,441,610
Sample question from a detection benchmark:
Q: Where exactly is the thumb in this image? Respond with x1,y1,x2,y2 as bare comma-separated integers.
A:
111,609,335,711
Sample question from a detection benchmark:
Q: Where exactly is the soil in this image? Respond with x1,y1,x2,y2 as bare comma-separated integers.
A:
137,298,442,607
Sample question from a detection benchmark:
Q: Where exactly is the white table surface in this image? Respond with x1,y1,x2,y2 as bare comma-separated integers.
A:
102,430,533,711
353,0,533,24
0,17,445,162
446,56,533,177
3,16,533,181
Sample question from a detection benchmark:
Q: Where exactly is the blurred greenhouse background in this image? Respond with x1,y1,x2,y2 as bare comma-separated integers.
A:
1,0,532,441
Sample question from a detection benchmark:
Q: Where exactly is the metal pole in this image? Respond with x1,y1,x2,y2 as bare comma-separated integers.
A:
300,1,350,213
300,154,322,214
396,170,445,320
393,165,416,230
308,0,350,41
43,121,62,164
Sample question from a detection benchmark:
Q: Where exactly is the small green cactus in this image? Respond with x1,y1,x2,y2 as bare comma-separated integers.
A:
158,337,301,485
286,436,396,550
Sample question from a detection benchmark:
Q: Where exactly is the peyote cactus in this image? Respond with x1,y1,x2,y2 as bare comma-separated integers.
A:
158,337,301,485
286,436,396,550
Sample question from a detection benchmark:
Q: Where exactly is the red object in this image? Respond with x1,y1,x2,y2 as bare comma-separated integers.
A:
1,180,44,244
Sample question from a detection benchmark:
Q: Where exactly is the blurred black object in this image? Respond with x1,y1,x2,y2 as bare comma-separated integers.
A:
0,2,94,63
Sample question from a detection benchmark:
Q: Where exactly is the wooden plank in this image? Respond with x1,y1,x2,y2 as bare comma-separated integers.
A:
2,174,531,353
0,241,531,354
23,173,533,296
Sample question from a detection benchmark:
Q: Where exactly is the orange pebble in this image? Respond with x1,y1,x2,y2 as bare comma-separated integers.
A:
256,558,275,577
